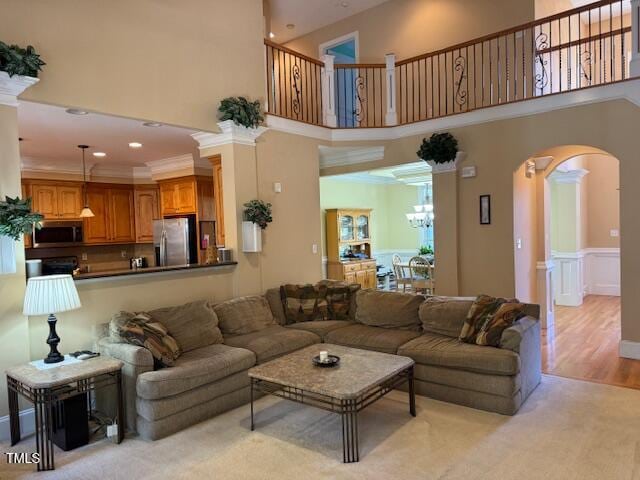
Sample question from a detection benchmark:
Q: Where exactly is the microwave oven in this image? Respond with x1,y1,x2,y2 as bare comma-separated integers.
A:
32,220,84,248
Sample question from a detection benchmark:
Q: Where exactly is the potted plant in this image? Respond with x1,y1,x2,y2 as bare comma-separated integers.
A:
0,196,43,241
218,97,264,129
0,41,45,102
417,132,462,173
242,199,272,253
418,245,434,256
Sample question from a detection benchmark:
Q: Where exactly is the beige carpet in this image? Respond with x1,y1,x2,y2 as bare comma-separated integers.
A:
2,375,640,480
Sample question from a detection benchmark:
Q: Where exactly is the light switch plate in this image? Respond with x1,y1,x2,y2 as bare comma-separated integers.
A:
312,244,318,254
81,253,88,261
516,238,522,249
610,229,619,237
274,182,282,193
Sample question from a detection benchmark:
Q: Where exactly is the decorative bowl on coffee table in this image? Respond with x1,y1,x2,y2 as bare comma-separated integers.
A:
312,354,340,368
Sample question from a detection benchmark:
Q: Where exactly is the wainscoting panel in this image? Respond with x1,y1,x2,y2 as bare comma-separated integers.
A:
552,252,584,306
584,248,620,296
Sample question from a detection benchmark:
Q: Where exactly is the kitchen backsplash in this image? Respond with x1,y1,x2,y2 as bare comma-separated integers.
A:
25,244,156,272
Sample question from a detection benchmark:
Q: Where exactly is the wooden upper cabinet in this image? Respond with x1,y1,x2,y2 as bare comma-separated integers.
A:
160,182,178,215
109,188,135,243
211,157,225,246
159,178,198,216
83,185,134,244
177,180,197,213
29,182,83,219
134,187,159,243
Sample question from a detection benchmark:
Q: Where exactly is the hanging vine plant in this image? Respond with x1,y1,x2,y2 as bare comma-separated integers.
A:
0,196,43,240
243,200,272,229
218,97,264,128
417,132,459,164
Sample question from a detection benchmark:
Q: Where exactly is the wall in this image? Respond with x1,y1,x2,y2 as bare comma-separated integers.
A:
0,0,266,132
586,155,620,248
285,0,535,63
319,178,421,256
513,162,537,303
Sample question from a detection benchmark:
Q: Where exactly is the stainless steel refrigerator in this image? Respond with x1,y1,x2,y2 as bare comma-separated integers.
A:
153,217,198,266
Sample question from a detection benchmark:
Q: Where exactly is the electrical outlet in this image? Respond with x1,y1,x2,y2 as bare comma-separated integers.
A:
516,238,522,249
81,253,88,261
121,250,128,258
107,424,118,438
610,229,619,237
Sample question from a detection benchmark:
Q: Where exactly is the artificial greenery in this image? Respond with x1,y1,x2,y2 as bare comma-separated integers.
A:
418,245,434,255
0,41,46,78
243,199,272,229
0,196,43,240
218,96,264,128
417,132,458,164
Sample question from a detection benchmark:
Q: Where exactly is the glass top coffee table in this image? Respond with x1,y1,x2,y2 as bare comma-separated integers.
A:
248,344,416,463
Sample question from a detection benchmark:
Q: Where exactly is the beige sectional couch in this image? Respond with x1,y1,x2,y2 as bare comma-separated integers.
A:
96,285,541,440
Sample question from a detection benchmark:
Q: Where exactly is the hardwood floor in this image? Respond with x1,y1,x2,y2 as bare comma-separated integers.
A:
542,295,640,389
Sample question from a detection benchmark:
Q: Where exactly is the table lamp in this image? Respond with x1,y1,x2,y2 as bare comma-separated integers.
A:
23,274,81,364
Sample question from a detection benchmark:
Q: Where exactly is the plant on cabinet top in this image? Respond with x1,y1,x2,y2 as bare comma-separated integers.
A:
0,41,45,78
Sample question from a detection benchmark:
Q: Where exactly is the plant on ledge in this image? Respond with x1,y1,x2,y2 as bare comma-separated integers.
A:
218,97,264,128
243,199,272,229
0,41,46,77
417,132,458,164
418,245,434,256
0,196,43,240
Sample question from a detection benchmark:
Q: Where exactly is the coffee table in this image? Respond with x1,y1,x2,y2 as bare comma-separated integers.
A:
248,344,415,463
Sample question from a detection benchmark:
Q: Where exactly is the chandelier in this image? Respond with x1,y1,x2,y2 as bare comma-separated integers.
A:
406,204,433,228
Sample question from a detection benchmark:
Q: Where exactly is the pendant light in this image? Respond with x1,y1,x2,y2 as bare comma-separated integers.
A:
78,144,95,218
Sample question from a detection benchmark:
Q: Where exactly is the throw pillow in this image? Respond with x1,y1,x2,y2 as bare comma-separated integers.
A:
280,284,328,323
459,294,507,344
148,300,223,353
114,312,181,368
214,295,276,335
354,289,423,331
325,283,361,320
475,302,526,347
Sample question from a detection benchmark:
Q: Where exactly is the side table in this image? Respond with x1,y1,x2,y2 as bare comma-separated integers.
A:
6,356,125,471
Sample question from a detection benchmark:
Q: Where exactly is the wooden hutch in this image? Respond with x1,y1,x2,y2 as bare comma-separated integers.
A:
325,208,377,289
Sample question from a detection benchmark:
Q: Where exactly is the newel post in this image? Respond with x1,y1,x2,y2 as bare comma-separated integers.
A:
385,53,398,126
321,54,337,127
632,0,640,77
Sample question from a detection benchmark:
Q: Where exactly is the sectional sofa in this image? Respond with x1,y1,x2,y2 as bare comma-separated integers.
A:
96,284,541,440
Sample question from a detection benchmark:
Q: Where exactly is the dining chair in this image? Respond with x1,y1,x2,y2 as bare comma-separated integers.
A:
408,256,435,294
392,254,412,292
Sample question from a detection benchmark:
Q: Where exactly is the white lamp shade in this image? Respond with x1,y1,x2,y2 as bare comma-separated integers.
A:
79,207,95,218
23,274,81,316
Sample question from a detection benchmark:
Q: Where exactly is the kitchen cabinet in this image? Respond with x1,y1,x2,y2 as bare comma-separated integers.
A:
159,177,197,216
134,187,159,243
28,182,82,219
84,185,135,244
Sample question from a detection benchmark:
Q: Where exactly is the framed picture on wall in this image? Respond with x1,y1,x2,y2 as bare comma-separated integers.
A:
479,195,491,225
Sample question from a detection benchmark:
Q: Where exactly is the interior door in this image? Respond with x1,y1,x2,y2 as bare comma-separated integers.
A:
323,36,357,128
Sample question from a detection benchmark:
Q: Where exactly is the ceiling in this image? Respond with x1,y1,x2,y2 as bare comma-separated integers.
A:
18,101,200,171
324,161,432,185
269,0,389,43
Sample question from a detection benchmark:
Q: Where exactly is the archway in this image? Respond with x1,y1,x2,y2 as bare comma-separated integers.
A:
513,145,631,387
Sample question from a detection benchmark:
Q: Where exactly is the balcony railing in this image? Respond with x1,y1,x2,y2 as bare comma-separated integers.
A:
265,0,639,129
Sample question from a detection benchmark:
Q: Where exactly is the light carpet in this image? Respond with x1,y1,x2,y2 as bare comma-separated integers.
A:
2,374,640,480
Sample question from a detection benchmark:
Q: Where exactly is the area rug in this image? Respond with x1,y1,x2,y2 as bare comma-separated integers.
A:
2,374,640,479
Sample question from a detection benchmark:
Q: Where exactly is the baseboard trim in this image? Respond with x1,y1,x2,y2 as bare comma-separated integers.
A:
0,408,35,442
619,340,640,360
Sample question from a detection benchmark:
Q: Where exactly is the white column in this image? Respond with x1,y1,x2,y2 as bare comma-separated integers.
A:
536,260,555,330
321,54,337,128
632,0,640,77
385,53,398,126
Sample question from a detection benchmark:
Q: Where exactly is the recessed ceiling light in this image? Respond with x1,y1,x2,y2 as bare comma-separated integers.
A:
269,32,275,39
341,1,349,7
286,23,295,29
143,122,162,127
128,142,143,148
66,108,89,115
93,152,106,157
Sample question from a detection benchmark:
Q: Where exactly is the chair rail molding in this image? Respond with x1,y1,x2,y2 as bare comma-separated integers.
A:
191,121,268,149
0,72,39,107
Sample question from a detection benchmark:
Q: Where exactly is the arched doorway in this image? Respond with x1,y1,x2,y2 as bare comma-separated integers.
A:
513,145,634,388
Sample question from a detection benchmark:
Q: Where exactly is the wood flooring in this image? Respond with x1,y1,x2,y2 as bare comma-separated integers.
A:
542,295,640,389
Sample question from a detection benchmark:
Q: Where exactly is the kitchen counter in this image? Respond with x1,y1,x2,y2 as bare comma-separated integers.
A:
73,262,237,281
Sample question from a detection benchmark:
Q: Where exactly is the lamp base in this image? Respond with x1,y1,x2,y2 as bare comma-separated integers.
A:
44,313,64,364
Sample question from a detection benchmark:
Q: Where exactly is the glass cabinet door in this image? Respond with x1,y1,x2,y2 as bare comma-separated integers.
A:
356,214,369,240
340,215,354,241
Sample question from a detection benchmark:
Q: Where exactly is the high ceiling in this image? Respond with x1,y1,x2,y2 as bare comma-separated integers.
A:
269,0,389,43
18,101,200,169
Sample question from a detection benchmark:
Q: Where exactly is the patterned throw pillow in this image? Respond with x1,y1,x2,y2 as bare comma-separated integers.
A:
475,302,526,347
280,284,328,323
459,294,507,344
325,284,361,320
117,312,181,368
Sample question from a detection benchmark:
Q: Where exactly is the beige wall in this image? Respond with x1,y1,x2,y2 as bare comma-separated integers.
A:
0,0,266,132
513,162,537,303
285,0,535,63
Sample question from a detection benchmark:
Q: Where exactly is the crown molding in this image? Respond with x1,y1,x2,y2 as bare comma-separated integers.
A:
319,146,385,169
0,72,39,107
20,156,84,176
191,120,268,150
548,168,589,184
323,172,397,184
